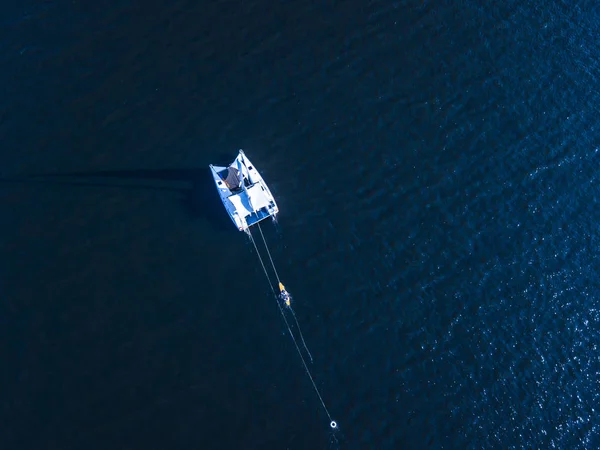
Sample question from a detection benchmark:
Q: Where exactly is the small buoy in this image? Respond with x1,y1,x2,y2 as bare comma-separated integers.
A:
330,421,337,429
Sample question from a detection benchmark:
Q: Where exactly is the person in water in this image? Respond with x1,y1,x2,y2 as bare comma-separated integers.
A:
278,282,292,307
280,290,291,306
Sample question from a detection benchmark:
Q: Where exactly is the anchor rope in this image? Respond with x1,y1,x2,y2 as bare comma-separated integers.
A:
257,221,281,283
289,306,313,363
247,228,333,426
257,221,313,362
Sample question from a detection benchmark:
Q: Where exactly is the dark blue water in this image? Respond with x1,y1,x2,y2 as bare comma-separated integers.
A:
3,1,600,448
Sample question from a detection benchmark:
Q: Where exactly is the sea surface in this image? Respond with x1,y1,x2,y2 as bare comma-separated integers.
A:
2,1,600,449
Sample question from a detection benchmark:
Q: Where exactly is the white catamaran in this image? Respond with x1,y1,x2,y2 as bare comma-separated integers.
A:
209,149,279,231
209,149,338,432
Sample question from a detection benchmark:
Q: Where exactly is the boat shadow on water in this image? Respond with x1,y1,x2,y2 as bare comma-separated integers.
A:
0,168,232,231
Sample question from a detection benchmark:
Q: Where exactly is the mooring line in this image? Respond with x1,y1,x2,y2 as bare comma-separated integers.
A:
247,228,337,430
256,221,314,363
257,221,281,283
288,306,314,363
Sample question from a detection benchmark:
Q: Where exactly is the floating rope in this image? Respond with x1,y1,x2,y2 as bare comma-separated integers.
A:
288,304,314,363
257,221,281,283
247,227,337,430
257,222,313,363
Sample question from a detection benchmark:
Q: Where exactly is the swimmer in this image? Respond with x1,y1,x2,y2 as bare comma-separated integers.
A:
279,282,292,307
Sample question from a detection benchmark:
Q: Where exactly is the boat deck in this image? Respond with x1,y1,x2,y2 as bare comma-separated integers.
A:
246,207,273,227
